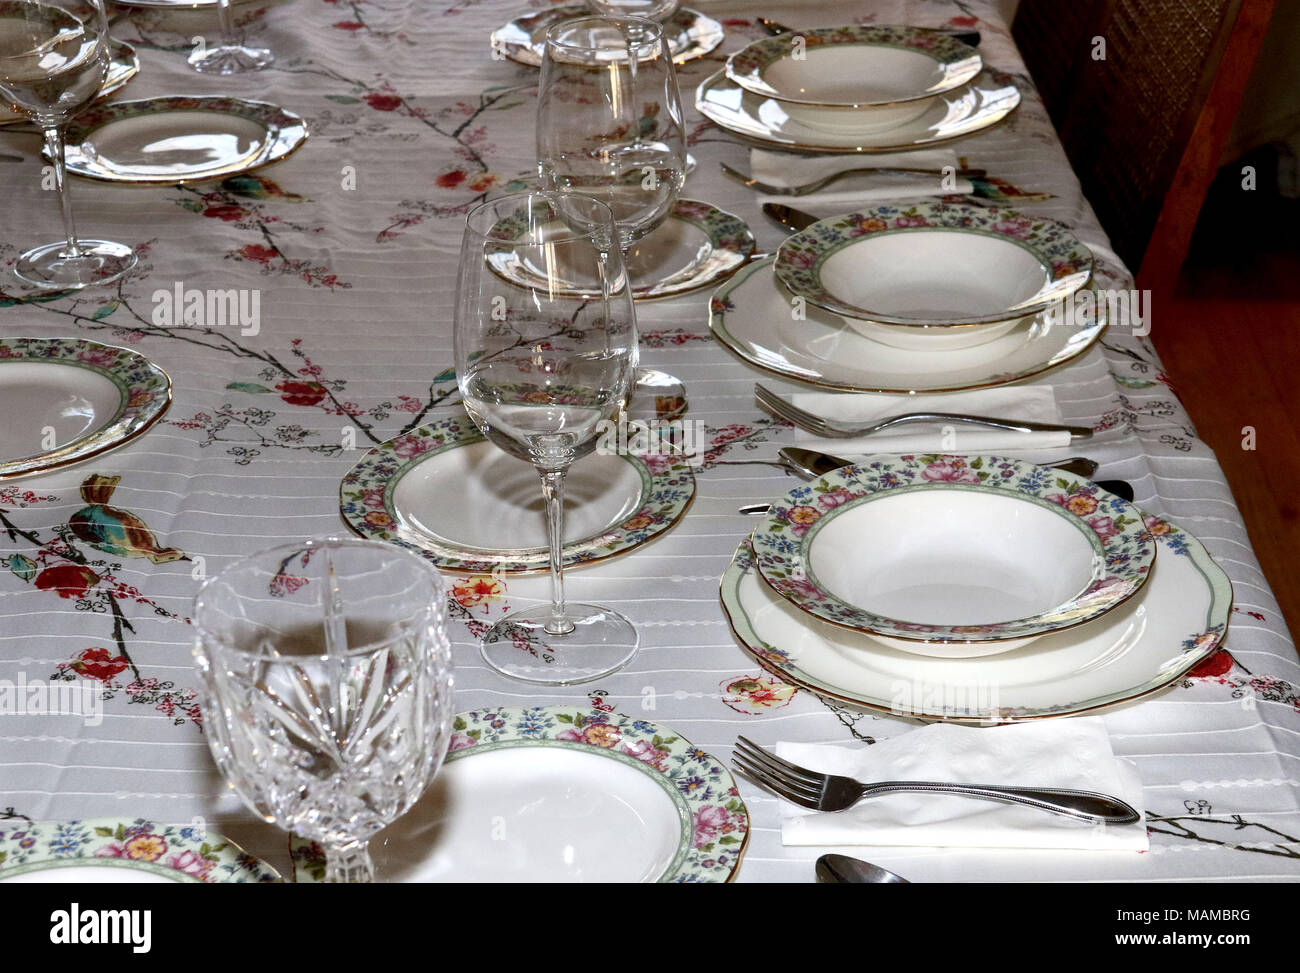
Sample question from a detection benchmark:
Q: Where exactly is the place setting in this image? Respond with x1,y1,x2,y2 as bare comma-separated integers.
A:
696,23,1022,154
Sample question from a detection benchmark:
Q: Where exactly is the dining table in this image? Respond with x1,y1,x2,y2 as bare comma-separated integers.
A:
1,0,1298,883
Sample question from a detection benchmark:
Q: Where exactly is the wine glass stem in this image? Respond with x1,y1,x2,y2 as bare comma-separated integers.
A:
217,0,239,46
43,126,81,260
323,838,374,883
539,469,575,636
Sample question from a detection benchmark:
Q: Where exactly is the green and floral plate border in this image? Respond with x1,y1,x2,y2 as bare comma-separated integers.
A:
339,413,695,574
727,24,982,108
289,705,749,883
0,336,172,480
0,38,138,127
774,201,1094,326
489,198,754,300
722,517,1231,722
0,818,281,883
753,455,1156,644
62,96,309,185
490,4,724,67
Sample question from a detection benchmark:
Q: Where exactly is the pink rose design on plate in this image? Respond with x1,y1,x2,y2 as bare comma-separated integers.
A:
448,732,477,752
167,849,215,879
391,434,432,459
922,460,980,483
621,739,669,772
1087,515,1119,541
693,805,742,848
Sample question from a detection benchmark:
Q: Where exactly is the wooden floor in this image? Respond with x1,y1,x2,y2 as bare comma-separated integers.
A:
1152,164,1300,640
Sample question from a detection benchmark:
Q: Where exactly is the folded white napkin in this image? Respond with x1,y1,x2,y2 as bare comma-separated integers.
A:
750,147,974,206
788,385,1071,454
778,718,1148,850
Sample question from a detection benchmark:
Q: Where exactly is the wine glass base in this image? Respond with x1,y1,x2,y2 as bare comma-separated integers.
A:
15,240,136,291
481,603,639,685
188,44,275,74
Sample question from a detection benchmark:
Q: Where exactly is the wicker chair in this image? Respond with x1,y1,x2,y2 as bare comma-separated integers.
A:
1013,0,1277,290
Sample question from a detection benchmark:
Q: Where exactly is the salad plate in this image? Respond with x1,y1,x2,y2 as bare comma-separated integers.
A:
752,456,1155,652
491,4,723,66
0,39,139,127
696,69,1021,154
721,515,1231,722
60,96,308,184
708,257,1107,393
290,706,748,883
340,413,695,573
0,818,280,883
774,201,1093,327
489,199,754,300
0,337,172,480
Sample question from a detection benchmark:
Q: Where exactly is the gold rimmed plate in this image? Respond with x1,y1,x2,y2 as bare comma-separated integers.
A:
339,413,696,574
0,336,172,480
59,96,308,184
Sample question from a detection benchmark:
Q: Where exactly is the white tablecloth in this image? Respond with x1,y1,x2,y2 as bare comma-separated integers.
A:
0,0,1296,882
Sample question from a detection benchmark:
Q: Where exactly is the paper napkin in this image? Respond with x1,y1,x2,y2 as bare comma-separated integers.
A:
787,385,1073,454
778,718,1148,850
750,147,974,206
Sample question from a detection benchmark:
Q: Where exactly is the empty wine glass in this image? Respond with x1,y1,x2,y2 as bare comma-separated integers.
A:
193,536,454,883
537,16,686,253
586,0,680,21
0,0,135,289
455,191,639,685
188,0,273,74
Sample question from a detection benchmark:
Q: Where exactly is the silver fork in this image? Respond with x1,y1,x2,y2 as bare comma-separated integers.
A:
733,737,1141,824
755,383,1093,441
720,160,986,197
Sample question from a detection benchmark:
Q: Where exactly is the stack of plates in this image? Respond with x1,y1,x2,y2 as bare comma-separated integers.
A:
697,25,1021,153
708,201,1107,394
721,456,1232,723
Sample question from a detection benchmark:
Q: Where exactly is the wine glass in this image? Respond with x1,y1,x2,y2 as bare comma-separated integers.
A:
0,0,135,290
586,0,680,21
192,536,455,883
537,16,687,254
455,191,640,685
188,0,273,74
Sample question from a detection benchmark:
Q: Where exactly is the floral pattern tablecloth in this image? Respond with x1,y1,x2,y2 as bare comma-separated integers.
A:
0,0,1297,882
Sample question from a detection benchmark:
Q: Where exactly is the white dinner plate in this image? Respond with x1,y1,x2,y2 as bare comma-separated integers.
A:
696,69,1021,153
720,515,1231,723
708,258,1107,393
289,706,749,883
339,413,695,573
61,96,308,184
0,337,172,480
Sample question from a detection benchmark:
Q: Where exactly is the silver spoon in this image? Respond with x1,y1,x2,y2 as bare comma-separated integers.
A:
816,854,910,884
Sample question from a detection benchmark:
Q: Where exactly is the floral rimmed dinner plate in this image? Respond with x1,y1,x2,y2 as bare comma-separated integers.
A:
727,25,982,108
708,257,1107,393
60,96,309,184
491,4,724,66
490,198,755,300
290,706,749,883
695,69,1021,153
0,818,281,882
774,201,1094,327
721,513,1231,723
0,337,171,480
0,39,138,127
340,413,695,573
753,456,1155,648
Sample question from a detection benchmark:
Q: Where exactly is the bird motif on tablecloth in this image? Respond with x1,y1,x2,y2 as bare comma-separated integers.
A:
69,474,188,564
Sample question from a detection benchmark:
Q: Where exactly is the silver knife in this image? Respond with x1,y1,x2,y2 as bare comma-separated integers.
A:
762,202,820,234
